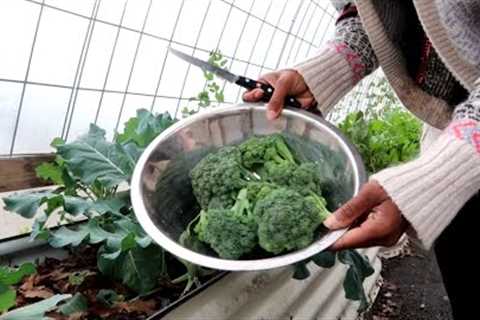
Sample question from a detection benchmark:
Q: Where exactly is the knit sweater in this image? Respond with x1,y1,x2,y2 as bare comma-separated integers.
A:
295,6,480,249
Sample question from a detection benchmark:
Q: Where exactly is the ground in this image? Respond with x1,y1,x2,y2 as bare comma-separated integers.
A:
365,245,453,320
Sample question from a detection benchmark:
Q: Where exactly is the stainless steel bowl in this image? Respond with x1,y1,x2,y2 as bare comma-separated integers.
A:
131,104,366,271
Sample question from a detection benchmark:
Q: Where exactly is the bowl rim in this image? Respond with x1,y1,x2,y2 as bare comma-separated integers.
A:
131,103,367,271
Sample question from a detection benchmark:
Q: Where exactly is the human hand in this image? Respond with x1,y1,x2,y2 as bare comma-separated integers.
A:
324,181,409,250
242,69,316,120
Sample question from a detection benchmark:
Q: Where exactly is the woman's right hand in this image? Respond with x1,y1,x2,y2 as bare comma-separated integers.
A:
242,69,316,120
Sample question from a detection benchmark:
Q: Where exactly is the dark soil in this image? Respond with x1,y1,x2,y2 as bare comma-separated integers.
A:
364,245,453,320
13,246,190,319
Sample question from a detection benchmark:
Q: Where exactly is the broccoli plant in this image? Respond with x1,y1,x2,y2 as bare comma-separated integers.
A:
2,109,204,296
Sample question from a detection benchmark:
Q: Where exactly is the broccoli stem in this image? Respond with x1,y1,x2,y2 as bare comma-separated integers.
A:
275,138,296,164
231,188,254,222
307,191,332,222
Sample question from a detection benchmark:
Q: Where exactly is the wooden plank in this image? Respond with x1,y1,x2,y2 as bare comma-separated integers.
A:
0,154,55,192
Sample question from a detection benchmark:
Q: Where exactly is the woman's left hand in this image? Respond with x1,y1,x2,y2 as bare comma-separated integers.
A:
324,180,409,251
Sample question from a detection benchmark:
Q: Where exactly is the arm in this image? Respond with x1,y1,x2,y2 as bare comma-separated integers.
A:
372,82,480,248
324,80,480,250
295,8,379,116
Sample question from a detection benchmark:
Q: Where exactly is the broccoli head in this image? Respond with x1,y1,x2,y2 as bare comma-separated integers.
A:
254,188,331,254
194,189,257,259
190,146,257,209
239,134,297,169
289,162,324,196
245,181,276,207
261,162,323,196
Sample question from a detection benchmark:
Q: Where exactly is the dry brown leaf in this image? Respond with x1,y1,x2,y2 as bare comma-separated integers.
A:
67,312,85,320
116,299,156,314
22,285,55,299
19,274,37,291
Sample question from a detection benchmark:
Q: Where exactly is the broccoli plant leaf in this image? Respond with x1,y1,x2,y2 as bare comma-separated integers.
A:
312,251,336,268
48,224,90,248
96,289,120,307
31,212,49,241
57,124,133,187
62,197,92,216
62,197,127,217
35,162,64,185
116,109,175,148
97,244,165,294
0,294,71,320
0,263,37,312
338,250,375,312
3,192,52,219
58,293,87,316
0,284,16,313
0,263,36,286
292,262,311,280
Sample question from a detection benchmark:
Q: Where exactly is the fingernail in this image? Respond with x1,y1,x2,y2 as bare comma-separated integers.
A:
254,90,263,99
267,110,277,120
323,215,337,229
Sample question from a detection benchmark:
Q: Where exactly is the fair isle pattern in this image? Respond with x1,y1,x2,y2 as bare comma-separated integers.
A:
328,41,365,83
334,16,379,77
453,84,480,122
436,0,480,67
447,119,480,153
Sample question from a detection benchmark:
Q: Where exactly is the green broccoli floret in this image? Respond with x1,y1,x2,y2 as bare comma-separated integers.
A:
245,181,276,206
194,189,257,259
260,162,323,196
254,188,331,254
239,134,297,169
190,146,257,209
289,162,324,196
259,161,296,185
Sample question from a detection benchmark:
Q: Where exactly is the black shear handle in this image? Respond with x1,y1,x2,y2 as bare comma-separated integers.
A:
236,76,302,109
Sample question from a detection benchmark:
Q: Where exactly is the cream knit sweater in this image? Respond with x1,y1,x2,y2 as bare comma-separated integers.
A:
295,18,480,249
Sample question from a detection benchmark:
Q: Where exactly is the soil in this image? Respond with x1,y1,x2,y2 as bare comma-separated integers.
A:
364,245,453,320
12,246,192,319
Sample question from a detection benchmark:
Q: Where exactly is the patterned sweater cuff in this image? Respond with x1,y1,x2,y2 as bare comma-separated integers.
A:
294,43,363,116
371,132,480,249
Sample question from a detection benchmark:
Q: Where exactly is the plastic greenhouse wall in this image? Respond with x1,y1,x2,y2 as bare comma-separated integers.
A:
0,0,348,156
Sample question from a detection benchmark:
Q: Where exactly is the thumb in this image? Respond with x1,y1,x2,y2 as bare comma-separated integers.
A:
323,181,388,230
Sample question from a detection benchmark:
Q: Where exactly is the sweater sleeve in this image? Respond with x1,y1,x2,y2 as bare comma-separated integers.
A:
371,80,480,249
294,9,379,116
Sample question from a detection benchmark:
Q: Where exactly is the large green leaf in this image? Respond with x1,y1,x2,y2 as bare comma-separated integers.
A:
62,197,92,216
338,250,375,312
0,284,16,312
35,163,64,185
57,124,133,187
0,294,71,320
0,263,36,286
62,197,127,217
117,109,175,148
97,244,165,294
48,224,90,248
3,192,52,219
